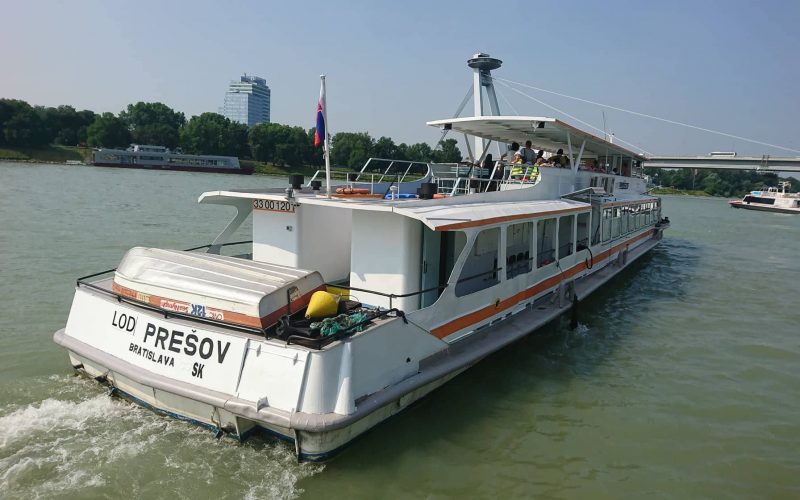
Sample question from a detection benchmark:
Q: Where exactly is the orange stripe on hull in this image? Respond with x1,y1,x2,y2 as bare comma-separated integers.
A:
110,282,324,329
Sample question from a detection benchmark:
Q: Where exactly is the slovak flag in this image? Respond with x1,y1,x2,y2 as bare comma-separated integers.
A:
314,82,326,148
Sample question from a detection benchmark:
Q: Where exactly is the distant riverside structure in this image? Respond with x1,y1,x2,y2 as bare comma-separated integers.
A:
222,75,271,127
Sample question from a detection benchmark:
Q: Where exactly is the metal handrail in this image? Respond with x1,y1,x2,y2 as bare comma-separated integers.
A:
308,158,431,187
326,281,448,309
75,240,254,285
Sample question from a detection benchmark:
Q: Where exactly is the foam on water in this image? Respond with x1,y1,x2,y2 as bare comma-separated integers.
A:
0,377,323,499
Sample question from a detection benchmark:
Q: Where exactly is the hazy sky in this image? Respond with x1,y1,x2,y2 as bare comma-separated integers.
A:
2,0,798,157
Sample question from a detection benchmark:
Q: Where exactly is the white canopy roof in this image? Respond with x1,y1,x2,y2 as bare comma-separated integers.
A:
427,116,646,160
395,199,590,231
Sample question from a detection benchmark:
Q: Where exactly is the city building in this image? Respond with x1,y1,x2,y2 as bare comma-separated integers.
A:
222,75,271,127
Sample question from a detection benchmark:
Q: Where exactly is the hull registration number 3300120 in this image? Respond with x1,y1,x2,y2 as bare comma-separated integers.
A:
253,199,296,213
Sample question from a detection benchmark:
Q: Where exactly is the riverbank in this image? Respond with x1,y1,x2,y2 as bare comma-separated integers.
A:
650,187,715,197
0,145,91,163
0,145,322,177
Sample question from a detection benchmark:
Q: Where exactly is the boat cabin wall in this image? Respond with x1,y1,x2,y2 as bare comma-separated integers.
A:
349,211,421,311
253,203,352,282
500,168,646,199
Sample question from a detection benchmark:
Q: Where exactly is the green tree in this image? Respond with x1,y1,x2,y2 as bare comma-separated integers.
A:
120,102,185,148
330,132,373,168
405,142,433,162
432,138,462,163
40,105,97,145
248,123,277,162
306,128,324,166
180,113,248,157
87,112,131,148
373,136,401,159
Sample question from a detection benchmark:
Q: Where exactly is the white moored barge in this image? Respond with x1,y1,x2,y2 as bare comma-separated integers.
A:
91,144,250,174
55,54,669,461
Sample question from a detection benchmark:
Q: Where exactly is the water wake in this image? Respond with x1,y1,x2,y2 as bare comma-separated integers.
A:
0,376,323,499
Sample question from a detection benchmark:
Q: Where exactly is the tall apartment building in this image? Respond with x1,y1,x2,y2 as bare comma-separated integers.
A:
222,75,271,127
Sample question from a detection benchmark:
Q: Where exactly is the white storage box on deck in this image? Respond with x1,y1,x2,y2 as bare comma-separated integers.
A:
112,247,325,328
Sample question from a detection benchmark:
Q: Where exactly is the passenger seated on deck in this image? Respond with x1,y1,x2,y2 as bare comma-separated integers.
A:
501,142,520,165
534,150,546,165
484,154,503,191
551,149,570,168
510,152,525,178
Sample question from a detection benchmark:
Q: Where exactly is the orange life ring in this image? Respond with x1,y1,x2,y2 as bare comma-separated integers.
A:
335,187,370,195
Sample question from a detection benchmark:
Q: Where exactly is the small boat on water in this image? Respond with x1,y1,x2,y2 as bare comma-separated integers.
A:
91,144,250,174
729,181,800,214
54,54,670,461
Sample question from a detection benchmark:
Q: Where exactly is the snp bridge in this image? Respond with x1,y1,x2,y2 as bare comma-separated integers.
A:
643,155,800,173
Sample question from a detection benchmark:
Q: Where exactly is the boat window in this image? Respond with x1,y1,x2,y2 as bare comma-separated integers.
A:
537,218,556,267
577,212,590,250
636,205,642,229
558,215,575,259
506,222,533,279
602,208,612,243
621,206,630,234
455,228,500,297
421,229,467,308
590,206,601,245
611,207,621,239
743,195,775,205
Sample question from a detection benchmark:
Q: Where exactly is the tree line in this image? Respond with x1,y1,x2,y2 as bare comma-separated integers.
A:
646,168,800,197
0,98,462,168
0,99,96,148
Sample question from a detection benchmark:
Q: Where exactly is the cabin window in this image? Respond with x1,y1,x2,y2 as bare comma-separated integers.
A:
455,228,500,297
558,215,575,259
611,207,621,239
602,208,612,243
421,229,467,308
604,177,614,194
621,206,630,234
577,212,590,250
641,204,647,225
537,218,557,267
506,222,533,279
590,206,601,245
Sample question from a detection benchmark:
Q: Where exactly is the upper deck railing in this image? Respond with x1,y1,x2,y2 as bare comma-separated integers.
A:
309,158,431,194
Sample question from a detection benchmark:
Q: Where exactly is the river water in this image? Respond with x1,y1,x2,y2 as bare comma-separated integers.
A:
1,162,798,499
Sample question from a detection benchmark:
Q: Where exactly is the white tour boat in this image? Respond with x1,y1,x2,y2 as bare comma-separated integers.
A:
729,181,800,214
54,54,669,461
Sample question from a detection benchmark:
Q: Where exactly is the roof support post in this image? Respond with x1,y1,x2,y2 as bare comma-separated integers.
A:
473,69,486,159
567,133,574,167
463,133,475,164
572,139,586,174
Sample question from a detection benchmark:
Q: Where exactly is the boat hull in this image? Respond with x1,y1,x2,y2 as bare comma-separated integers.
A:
90,162,253,175
54,228,666,461
58,333,464,461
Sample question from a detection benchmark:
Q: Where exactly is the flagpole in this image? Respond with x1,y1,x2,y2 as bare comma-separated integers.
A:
321,74,331,198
